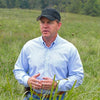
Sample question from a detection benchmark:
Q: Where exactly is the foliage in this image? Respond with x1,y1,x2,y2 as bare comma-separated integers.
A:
0,0,100,16
66,0,82,13
0,8,100,100
82,0,100,16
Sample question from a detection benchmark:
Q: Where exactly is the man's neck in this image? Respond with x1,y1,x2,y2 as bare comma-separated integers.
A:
42,35,57,47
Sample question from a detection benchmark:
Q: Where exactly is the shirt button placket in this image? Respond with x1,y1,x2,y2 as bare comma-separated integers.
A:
44,48,50,75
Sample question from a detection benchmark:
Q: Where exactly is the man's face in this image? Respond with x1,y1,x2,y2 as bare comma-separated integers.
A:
40,17,61,39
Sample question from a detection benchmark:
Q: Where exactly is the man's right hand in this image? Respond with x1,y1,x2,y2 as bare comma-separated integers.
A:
27,73,42,90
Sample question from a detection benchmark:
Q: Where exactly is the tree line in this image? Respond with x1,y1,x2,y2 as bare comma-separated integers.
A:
0,0,100,16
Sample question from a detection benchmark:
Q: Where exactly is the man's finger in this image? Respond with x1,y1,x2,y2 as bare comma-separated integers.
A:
42,77,50,80
32,81,42,87
33,73,40,78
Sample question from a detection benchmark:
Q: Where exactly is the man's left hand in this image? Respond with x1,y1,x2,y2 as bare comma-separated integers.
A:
41,77,57,90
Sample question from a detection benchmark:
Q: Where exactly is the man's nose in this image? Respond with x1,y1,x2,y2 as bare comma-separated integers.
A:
43,23,48,27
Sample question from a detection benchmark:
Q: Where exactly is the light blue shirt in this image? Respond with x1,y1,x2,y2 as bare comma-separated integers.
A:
13,35,84,94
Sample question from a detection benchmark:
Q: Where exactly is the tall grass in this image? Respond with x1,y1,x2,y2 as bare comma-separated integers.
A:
0,8,100,100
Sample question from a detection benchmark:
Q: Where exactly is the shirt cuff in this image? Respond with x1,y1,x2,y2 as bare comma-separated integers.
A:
57,79,72,92
23,76,30,87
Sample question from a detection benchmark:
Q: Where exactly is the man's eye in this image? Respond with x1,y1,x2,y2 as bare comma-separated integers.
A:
48,21,52,24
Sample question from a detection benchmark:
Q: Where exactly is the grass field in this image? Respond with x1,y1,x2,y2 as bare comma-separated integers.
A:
0,8,100,100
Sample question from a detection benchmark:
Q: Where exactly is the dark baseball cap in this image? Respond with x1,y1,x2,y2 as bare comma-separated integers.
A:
37,8,61,21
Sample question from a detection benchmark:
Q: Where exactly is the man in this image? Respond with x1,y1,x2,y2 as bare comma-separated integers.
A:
13,8,84,100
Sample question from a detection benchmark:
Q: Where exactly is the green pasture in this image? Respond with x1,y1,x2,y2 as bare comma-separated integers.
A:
0,8,100,100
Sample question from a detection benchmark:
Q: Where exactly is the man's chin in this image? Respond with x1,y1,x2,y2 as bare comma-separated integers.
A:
42,34,50,38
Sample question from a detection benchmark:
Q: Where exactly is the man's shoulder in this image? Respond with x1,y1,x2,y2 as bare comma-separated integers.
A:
58,37,78,54
23,36,41,49
59,36,75,48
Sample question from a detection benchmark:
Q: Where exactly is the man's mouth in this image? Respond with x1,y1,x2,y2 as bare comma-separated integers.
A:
43,30,49,33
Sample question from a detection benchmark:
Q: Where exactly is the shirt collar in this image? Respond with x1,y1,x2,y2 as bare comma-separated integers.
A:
39,34,60,47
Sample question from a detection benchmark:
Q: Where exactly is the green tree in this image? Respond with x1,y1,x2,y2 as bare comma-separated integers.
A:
28,0,36,9
67,0,82,13
40,0,49,9
20,0,29,9
6,0,16,8
28,0,41,9
54,0,68,12
15,0,21,8
0,0,7,8
83,0,100,16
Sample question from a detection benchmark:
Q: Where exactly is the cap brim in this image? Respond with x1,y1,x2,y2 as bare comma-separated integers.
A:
37,15,56,21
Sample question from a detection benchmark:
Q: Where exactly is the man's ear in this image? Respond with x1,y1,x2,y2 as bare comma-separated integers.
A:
58,22,62,30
